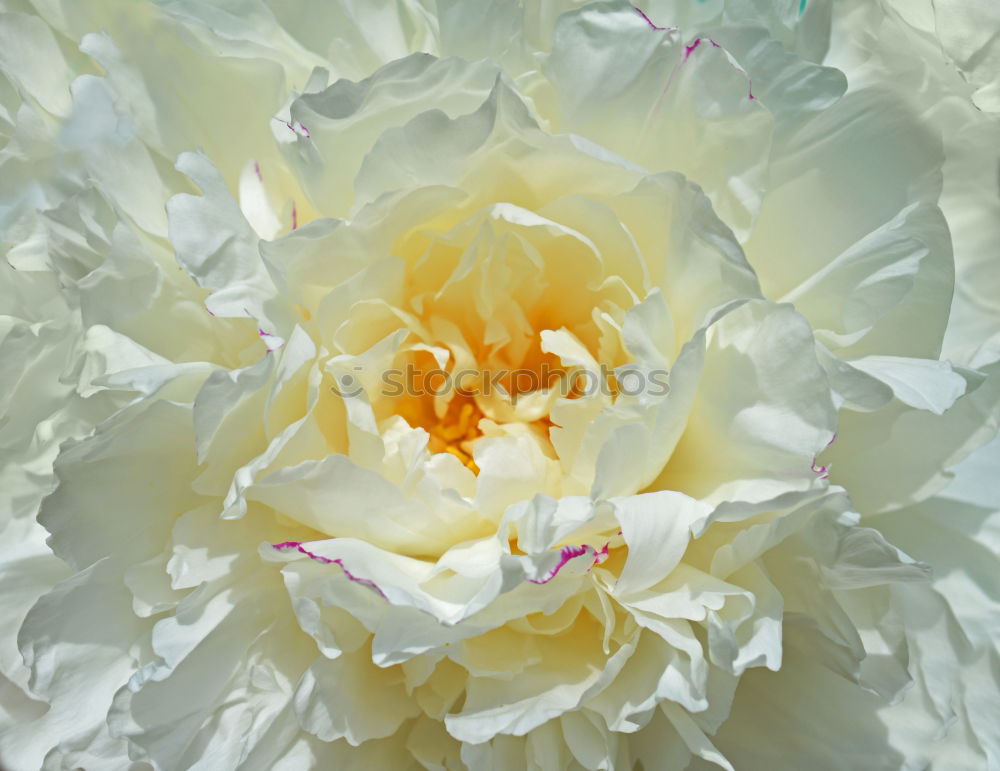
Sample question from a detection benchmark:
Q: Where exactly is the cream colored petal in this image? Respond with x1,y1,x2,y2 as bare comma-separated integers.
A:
286,54,497,217
58,75,171,238
250,456,469,555
168,152,294,331
781,201,951,356
39,400,204,571
613,491,711,597
825,363,1000,514
609,173,761,345
846,355,967,416
656,300,836,505
294,648,420,745
4,559,150,771
355,78,641,210
545,2,771,235
745,89,944,321
445,631,637,744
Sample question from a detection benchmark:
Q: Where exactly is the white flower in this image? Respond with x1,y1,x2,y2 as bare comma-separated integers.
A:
1,1,998,769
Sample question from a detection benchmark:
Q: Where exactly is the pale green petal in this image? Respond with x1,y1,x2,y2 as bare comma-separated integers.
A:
0,12,73,117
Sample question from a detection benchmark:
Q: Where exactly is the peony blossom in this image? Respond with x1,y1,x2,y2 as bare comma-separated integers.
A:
1,1,998,769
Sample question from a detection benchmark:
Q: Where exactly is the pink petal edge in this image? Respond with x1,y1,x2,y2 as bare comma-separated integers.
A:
271,542,388,599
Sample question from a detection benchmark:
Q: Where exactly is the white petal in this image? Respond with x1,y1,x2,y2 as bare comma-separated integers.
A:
613,491,710,596
847,355,967,415
294,649,420,745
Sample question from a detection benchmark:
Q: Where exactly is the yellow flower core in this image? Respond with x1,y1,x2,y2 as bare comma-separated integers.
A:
427,398,483,473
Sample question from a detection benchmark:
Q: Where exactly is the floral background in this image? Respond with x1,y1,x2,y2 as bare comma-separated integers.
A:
1,0,998,769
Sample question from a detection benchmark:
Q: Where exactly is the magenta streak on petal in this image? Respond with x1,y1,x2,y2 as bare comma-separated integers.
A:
811,433,838,476
528,534,619,584
258,329,283,354
683,37,752,99
278,119,311,139
254,161,263,182
684,38,703,59
685,37,720,59
529,544,594,585
291,201,298,230
271,117,308,138
271,542,388,599
633,6,665,30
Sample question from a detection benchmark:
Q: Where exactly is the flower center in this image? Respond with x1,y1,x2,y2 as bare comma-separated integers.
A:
426,397,483,473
